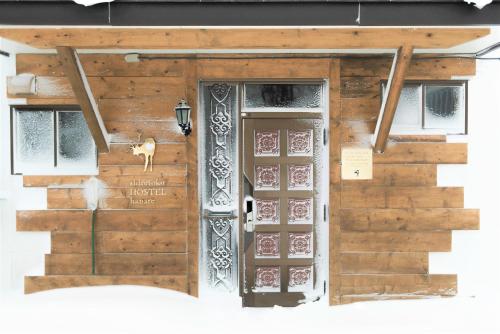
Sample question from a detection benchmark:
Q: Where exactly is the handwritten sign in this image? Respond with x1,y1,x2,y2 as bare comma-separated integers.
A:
341,148,373,180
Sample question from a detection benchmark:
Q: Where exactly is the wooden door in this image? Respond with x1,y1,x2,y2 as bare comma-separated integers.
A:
241,117,323,307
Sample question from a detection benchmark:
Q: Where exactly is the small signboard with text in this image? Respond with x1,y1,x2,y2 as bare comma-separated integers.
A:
341,147,373,180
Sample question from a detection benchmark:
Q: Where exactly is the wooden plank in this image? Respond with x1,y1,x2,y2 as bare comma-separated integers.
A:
98,165,186,187
186,59,199,297
106,120,185,143
340,231,452,252
340,274,457,296
0,28,489,49
341,186,463,209
25,275,188,294
45,254,91,275
17,210,91,232
47,188,87,209
99,187,187,210
373,142,468,164
51,232,91,253
96,253,187,275
341,57,476,79
342,164,437,187
23,175,90,187
341,120,376,144
329,58,342,305
10,76,185,100
98,144,187,165
97,231,187,253
388,134,447,143
56,47,110,152
374,46,414,152
52,231,187,254
47,187,187,210
340,208,480,231
26,98,78,105
99,97,179,121
340,252,428,274
341,76,380,98
95,209,186,231
17,54,186,77
197,58,330,79
341,95,380,121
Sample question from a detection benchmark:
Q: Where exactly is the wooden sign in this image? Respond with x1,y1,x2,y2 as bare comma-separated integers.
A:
341,147,373,180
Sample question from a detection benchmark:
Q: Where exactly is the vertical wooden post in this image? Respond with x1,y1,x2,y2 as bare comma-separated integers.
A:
329,58,342,305
186,59,199,297
373,45,414,153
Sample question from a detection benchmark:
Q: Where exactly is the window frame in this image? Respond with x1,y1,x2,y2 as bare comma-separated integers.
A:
10,105,98,176
381,80,468,135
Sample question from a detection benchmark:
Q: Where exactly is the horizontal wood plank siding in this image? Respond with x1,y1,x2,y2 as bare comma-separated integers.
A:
25,275,188,294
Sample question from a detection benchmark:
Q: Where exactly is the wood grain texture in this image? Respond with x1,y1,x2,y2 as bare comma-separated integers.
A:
373,143,468,164
341,186,463,209
342,164,437,187
96,253,187,275
95,210,186,231
106,120,185,143
17,210,91,232
98,165,187,187
25,275,188,294
341,57,476,79
340,208,480,231
45,254,91,275
98,144,186,165
340,231,452,252
23,175,90,187
186,59,199,297
329,59,342,305
340,274,457,296
17,54,186,77
198,58,330,79
97,231,187,253
0,28,488,49
340,252,428,274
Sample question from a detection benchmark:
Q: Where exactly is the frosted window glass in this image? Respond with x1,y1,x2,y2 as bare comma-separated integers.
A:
424,85,466,133
58,112,96,168
386,85,422,128
244,84,321,109
15,110,54,171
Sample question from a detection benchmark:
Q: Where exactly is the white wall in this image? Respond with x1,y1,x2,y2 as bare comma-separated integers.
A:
0,38,50,296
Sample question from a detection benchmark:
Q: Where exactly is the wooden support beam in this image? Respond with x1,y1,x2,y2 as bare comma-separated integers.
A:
373,45,414,153
56,46,110,153
0,28,489,50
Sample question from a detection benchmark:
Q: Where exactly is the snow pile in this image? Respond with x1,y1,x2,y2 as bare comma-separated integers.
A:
464,0,493,9
72,0,113,6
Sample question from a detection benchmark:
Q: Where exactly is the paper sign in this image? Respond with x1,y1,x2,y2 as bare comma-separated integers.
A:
341,148,373,180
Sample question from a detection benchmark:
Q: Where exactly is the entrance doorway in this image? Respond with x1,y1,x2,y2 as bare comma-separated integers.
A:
200,82,328,307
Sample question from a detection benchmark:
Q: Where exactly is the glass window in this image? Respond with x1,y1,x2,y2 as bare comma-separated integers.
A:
384,81,467,134
13,108,97,174
14,110,54,172
384,84,422,129
244,83,322,110
424,84,466,133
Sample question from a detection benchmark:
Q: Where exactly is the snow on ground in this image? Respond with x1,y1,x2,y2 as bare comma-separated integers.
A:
0,286,499,334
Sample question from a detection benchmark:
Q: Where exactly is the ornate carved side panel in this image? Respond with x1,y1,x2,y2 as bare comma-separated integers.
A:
200,83,239,290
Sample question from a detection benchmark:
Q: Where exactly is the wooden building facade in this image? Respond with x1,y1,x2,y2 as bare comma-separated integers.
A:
0,26,489,306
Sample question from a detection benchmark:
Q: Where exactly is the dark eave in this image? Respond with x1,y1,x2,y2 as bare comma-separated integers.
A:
0,1,499,26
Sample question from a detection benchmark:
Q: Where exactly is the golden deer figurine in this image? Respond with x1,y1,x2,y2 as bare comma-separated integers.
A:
130,133,156,172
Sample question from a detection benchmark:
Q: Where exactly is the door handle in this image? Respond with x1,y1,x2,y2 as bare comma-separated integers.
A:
244,198,255,233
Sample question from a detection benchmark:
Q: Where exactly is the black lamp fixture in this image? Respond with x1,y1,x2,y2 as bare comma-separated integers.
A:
175,99,192,136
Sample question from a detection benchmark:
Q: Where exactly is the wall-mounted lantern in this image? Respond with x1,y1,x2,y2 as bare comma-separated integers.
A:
175,99,192,136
